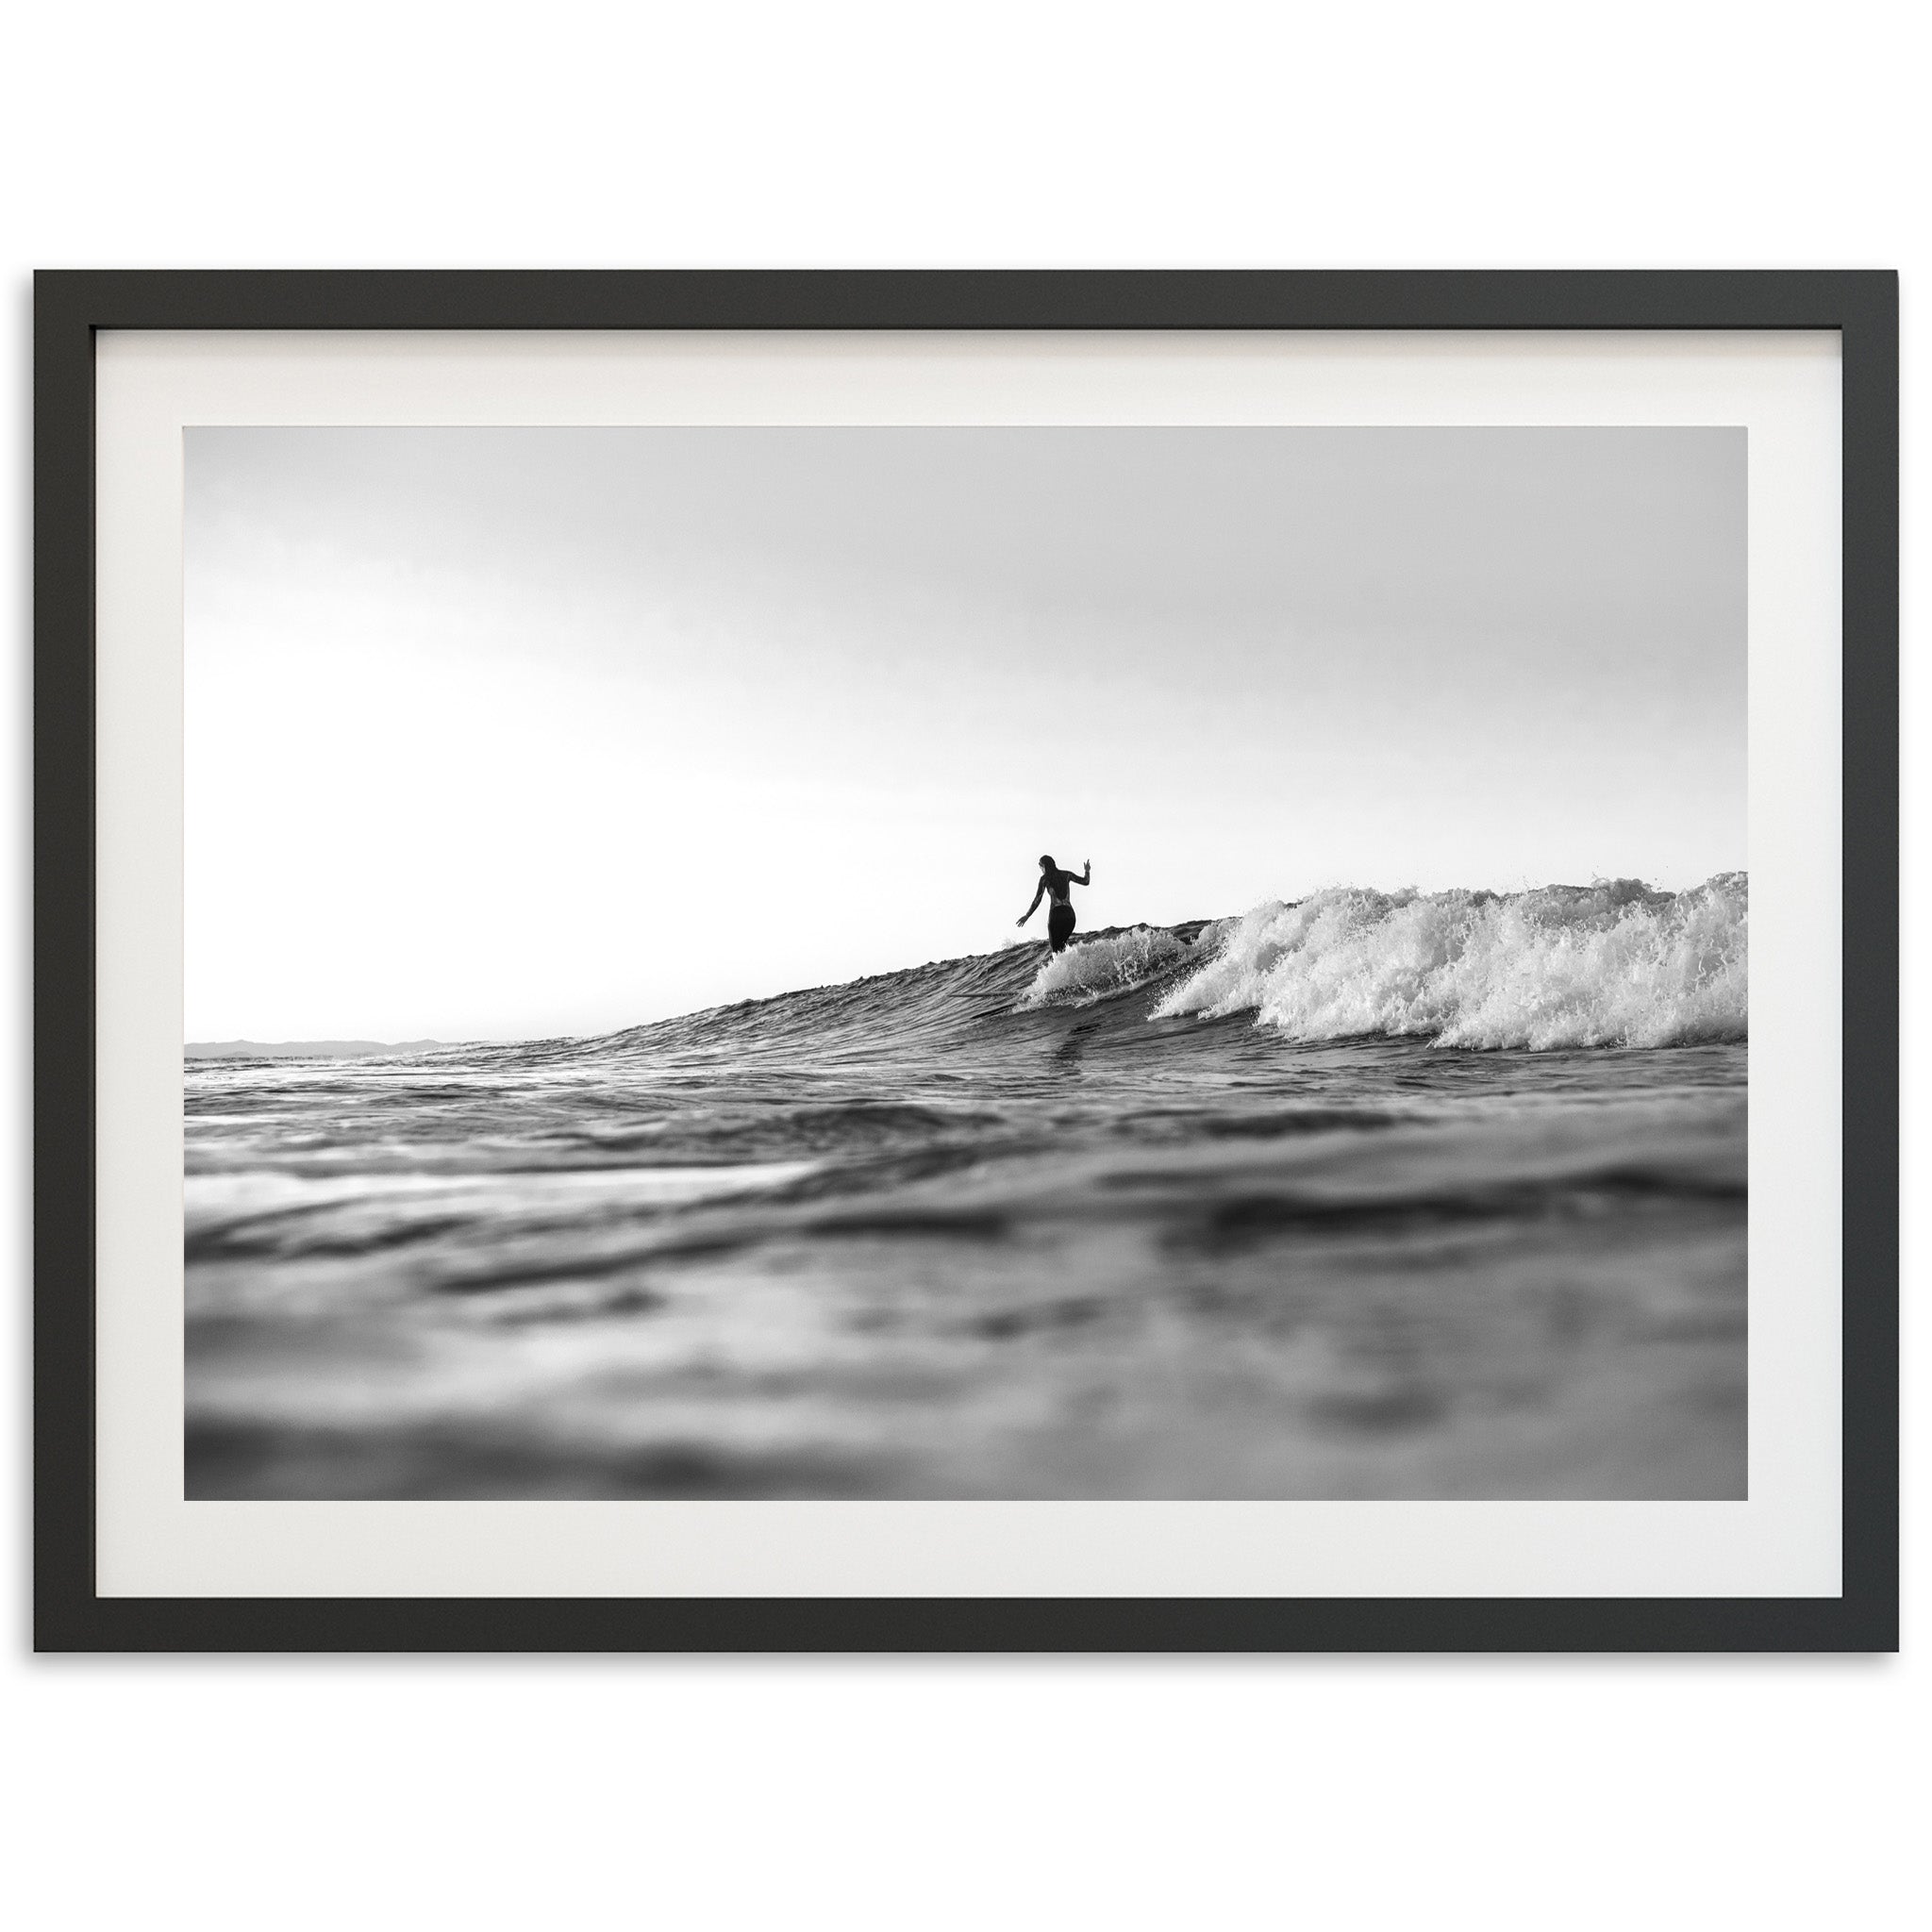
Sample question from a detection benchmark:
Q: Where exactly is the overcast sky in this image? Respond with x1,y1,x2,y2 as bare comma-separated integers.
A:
185,425,1745,1041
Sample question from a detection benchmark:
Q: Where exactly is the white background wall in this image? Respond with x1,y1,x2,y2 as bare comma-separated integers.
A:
1,4,1921,1925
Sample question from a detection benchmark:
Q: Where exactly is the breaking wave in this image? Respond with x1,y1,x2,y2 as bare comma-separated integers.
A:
1152,875,1747,1050
1021,924,1196,1008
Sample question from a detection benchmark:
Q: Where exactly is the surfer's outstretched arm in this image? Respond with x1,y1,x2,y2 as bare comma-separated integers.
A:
1017,880,1046,926
1078,861,1091,886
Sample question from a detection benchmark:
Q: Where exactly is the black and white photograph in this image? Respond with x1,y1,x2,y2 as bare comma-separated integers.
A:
11,0,1920,1905
183,424,1749,1503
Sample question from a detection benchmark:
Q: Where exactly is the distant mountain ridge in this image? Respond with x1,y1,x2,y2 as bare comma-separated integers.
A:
185,1040,448,1060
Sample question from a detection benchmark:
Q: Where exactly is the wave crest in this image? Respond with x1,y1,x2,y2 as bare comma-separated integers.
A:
1152,875,1747,1050
1022,925,1195,1008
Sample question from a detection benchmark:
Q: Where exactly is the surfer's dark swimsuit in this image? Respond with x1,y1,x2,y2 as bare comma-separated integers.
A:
1022,861,1090,953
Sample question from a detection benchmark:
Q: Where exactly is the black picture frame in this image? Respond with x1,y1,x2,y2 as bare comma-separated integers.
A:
34,270,1899,1653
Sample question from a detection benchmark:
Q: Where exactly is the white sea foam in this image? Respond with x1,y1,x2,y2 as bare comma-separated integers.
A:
1022,924,1196,1008
1151,875,1747,1049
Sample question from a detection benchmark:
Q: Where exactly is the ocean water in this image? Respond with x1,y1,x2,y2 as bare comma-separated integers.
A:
186,875,1748,1500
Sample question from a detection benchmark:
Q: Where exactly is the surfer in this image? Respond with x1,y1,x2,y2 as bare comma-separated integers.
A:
1018,855,1091,954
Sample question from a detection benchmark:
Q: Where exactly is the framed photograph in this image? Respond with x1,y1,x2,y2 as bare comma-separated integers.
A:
35,271,1897,1651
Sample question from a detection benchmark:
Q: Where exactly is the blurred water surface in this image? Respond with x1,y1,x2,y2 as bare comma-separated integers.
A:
187,920,1746,1499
